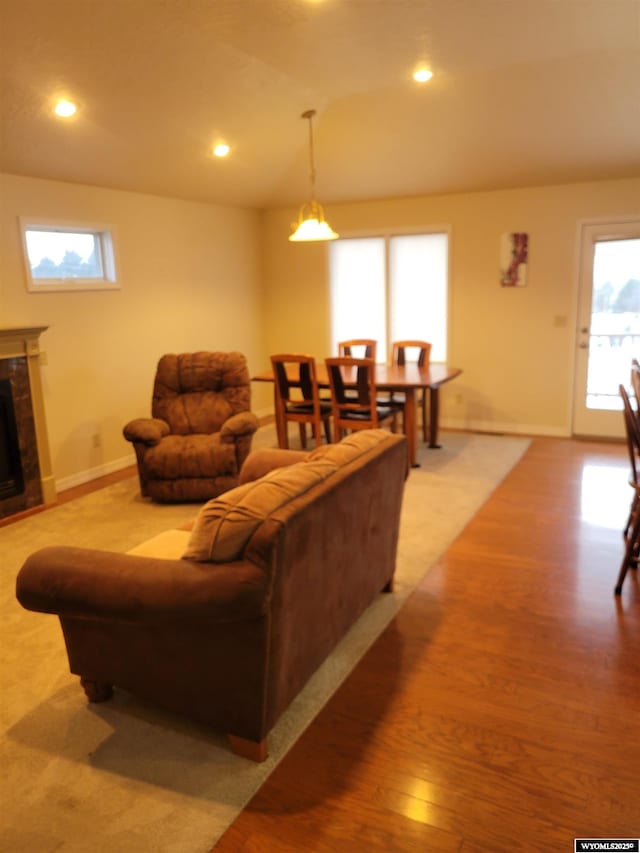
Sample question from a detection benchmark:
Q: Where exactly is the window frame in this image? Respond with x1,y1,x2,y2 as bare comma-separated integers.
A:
328,225,452,363
19,217,121,293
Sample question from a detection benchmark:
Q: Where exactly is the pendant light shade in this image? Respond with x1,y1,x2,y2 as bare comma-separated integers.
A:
289,110,338,242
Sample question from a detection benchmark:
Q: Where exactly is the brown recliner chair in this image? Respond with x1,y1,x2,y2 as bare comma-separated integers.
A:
123,351,260,502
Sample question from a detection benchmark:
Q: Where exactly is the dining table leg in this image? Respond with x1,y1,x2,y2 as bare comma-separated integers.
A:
402,388,419,468
428,387,441,448
273,386,286,448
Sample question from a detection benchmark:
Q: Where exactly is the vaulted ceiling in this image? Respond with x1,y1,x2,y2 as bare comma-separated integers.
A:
1,0,639,210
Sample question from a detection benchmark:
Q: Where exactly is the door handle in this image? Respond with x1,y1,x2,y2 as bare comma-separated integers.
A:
579,343,589,349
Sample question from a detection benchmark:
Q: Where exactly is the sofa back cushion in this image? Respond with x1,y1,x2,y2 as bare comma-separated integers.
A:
306,428,390,466
183,458,337,563
239,448,310,485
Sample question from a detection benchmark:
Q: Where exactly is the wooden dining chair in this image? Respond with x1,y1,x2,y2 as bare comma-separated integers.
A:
338,339,378,361
631,358,640,406
271,354,332,449
615,383,640,595
325,356,402,441
390,340,432,442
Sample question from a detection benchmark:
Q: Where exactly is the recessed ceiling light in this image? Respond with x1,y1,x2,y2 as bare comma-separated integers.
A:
213,143,231,158
54,99,77,118
413,67,433,84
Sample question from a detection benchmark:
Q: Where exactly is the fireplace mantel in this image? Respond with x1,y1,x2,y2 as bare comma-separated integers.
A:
0,325,49,358
0,326,56,516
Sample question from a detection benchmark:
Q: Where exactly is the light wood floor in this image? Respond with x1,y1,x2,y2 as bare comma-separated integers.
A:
211,437,640,852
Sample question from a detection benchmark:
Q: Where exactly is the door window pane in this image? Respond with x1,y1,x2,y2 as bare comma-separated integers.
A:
587,238,640,410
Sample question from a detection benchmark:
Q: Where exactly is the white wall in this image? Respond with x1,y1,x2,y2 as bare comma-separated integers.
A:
0,174,264,489
2,173,637,491
261,178,640,437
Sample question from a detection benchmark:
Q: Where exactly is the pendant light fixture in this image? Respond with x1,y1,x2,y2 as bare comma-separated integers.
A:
289,109,338,242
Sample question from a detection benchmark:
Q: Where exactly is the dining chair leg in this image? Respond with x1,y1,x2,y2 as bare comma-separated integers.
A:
276,413,289,449
615,508,640,595
312,419,323,448
323,418,332,444
281,426,289,449
298,423,308,449
624,491,639,539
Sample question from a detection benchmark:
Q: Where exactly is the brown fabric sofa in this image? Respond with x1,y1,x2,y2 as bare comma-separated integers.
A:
16,430,408,761
123,351,259,502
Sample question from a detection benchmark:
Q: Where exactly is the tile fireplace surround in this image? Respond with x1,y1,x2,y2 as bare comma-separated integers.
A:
0,326,56,521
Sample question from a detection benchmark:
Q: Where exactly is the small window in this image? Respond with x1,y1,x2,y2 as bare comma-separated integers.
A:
19,219,120,292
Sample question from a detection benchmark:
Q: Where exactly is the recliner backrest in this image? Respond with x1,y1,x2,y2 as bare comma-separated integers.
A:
151,352,251,435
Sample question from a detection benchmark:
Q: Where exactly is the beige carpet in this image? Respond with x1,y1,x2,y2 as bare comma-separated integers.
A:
1,427,530,853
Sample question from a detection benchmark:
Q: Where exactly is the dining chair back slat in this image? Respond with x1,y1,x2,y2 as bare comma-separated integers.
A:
325,356,402,441
389,340,432,442
338,339,378,361
391,340,432,368
271,354,332,449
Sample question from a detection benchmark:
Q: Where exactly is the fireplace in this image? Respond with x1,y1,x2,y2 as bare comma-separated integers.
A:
0,379,25,500
0,327,55,520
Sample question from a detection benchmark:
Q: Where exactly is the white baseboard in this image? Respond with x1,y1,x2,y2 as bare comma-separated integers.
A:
56,453,137,493
53,417,566,495
441,417,570,438
258,410,568,438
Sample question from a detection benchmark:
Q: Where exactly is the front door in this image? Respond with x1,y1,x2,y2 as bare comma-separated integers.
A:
572,220,640,439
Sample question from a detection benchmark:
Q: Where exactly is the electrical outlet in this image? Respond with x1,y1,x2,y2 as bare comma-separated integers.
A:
92,433,101,448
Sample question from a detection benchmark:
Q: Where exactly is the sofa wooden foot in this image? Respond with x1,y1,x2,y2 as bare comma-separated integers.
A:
228,734,268,762
382,577,394,593
80,678,113,703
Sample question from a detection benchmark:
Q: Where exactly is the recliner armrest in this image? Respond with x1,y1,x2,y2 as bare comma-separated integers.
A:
16,546,267,624
122,417,170,445
219,411,260,442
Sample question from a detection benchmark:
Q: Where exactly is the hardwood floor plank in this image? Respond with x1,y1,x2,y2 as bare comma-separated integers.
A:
213,437,640,852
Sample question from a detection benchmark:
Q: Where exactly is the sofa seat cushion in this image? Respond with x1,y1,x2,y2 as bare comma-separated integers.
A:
183,458,337,563
143,433,237,480
127,529,192,559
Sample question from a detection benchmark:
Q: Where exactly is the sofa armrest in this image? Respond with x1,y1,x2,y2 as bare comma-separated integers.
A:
219,411,260,442
123,417,170,446
16,546,267,624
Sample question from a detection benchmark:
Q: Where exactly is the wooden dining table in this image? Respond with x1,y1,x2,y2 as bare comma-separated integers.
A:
252,362,462,468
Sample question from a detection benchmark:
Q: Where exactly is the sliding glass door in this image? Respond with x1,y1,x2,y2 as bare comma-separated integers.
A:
329,232,449,363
